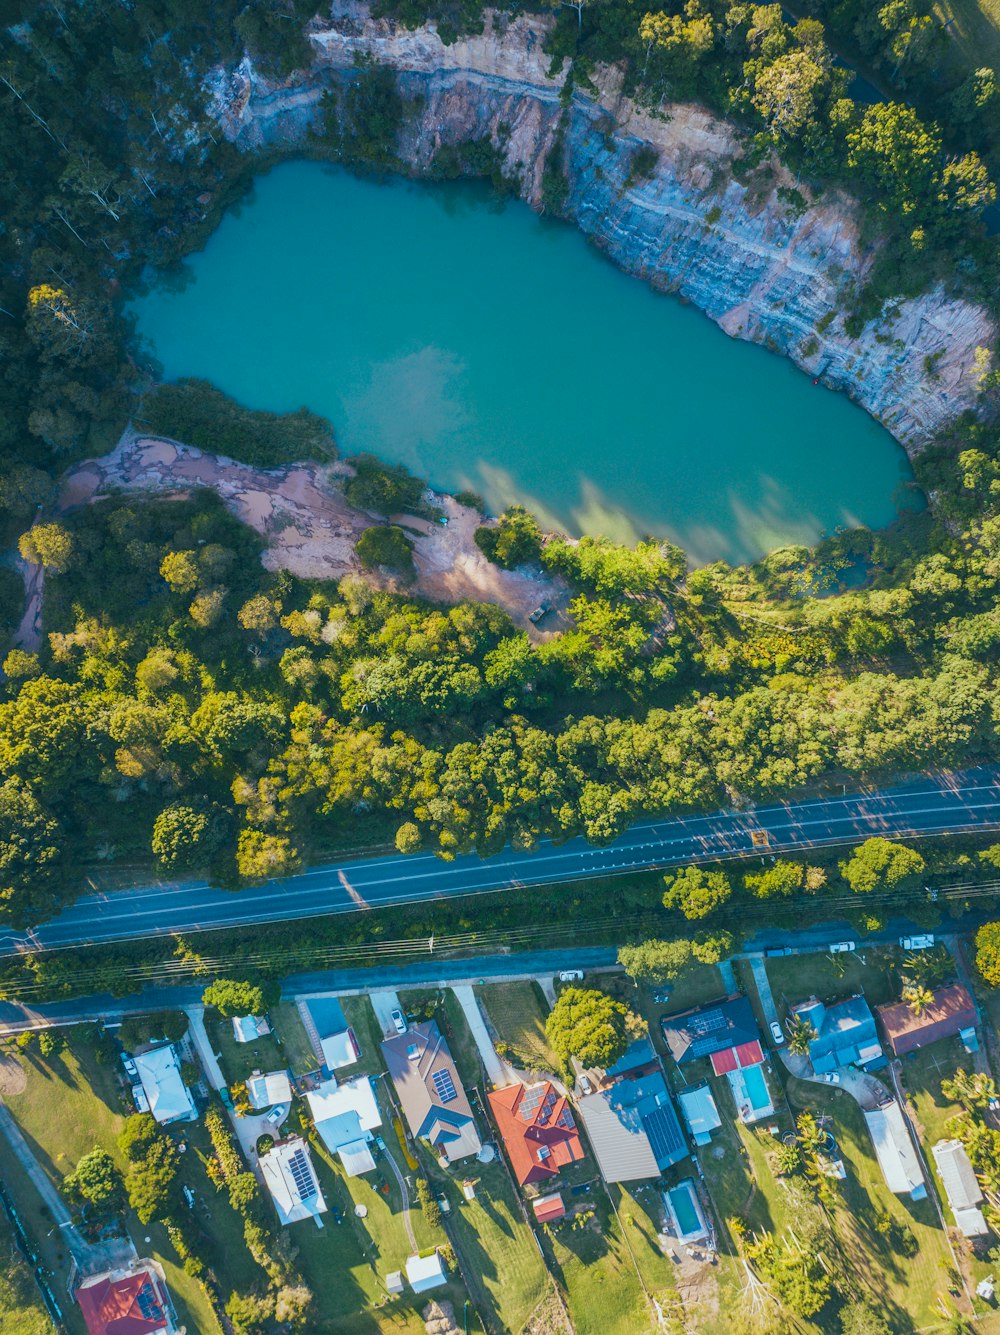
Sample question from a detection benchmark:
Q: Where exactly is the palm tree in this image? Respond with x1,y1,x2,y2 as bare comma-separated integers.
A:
773,1142,801,1177
942,1068,999,1112
786,1016,818,1056
902,983,933,1016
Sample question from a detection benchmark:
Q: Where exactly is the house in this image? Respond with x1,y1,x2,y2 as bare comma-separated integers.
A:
306,1075,382,1176
677,1085,722,1146
532,1191,567,1223
488,1081,584,1186
321,1029,361,1071
789,995,885,1073
932,1139,988,1237
382,1021,482,1163
259,1136,327,1225
76,1261,176,1335
405,1251,447,1293
133,1045,196,1125
661,996,763,1070
232,1015,270,1044
877,985,979,1057
863,1103,926,1200
576,1072,686,1183
246,1070,292,1111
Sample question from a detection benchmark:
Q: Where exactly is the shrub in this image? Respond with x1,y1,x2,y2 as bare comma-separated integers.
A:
344,454,424,516
355,525,414,573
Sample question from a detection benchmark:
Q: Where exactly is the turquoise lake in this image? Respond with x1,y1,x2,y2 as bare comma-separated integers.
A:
131,159,916,565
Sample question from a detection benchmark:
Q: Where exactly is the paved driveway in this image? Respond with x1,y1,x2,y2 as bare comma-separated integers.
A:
369,990,403,1039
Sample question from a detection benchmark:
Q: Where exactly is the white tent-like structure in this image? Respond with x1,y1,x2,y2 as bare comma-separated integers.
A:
134,1045,196,1125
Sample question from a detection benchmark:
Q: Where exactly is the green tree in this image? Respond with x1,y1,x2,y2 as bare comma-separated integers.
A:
752,51,826,139
786,1015,817,1055
744,861,803,898
355,525,414,573
235,830,301,882
394,822,422,854
117,1113,159,1163
64,1147,123,1211
662,866,732,920
202,977,277,1018
840,838,924,894
840,1300,891,1335
18,522,73,572
125,1137,180,1225
159,550,200,594
545,986,642,1069
474,506,544,569
226,1291,275,1335
0,776,64,925
617,938,693,984
901,982,933,1015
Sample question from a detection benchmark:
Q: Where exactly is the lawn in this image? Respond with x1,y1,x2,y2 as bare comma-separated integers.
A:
785,1076,957,1329
203,1008,287,1086
0,1202,53,1335
338,996,389,1078
765,948,896,1011
543,1183,653,1335
477,981,557,1073
431,1155,550,1334
0,1032,222,1335
269,1001,319,1076
932,0,1000,75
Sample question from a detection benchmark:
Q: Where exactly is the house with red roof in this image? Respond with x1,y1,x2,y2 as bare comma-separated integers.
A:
76,1262,177,1335
488,1081,584,1186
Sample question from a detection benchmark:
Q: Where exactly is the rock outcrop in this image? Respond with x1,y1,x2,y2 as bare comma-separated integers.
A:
207,3,995,453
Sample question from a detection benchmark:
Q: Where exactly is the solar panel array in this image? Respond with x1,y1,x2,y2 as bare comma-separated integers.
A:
432,1068,457,1104
288,1147,318,1202
644,1104,684,1166
136,1284,163,1320
518,1085,545,1120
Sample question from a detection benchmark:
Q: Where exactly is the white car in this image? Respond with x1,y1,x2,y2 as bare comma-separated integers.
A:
558,970,585,983
390,1008,407,1035
829,941,856,954
266,1103,289,1126
769,1021,785,1045
822,1072,841,1084
122,1056,138,1080
900,934,935,951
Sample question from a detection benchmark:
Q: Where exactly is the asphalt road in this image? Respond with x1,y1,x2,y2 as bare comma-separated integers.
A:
3,766,999,957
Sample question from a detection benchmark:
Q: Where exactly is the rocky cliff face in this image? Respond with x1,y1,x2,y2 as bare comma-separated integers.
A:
207,3,996,453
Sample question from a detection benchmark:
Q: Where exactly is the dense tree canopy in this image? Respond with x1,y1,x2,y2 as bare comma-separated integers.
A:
545,986,642,1068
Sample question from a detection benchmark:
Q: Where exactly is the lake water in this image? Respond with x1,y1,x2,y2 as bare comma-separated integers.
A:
132,160,915,565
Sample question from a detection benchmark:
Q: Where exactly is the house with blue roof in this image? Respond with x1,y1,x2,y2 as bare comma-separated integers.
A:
576,1070,687,1183
790,994,885,1074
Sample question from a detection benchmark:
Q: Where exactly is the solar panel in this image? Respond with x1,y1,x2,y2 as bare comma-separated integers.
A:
432,1068,457,1103
136,1284,162,1320
288,1148,317,1202
645,1105,684,1166
691,1011,727,1035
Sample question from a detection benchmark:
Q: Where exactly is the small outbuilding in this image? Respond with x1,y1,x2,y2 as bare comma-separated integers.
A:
385,1271,404,1296
933,1139,988,1237
232,1015,270,1044
864,1103,926,1200
677,1085,722,1146
246,1070,292,1110
532,1192,567,1223
405,1251,447,1294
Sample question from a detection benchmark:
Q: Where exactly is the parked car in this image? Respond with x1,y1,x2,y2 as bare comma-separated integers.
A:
528,604,550,625
558,969,585,983
375,1136,387,1151
122,1056,138,1080
829,941,856,954
131,1084,150,1113
822,1072,841,1084
436,1195,451,1214
900,934,935,951
769,1021,785,1045
390,1008,407,1035
579,1074,593,1095
764,946,794,958
265,1103,289,1126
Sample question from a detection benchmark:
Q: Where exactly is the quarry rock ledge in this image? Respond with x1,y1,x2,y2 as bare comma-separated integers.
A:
206,2,996,455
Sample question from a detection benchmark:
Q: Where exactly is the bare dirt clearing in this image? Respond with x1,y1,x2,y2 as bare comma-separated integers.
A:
58,428,571,637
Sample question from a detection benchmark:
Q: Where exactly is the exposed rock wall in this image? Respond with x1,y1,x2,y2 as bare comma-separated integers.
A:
207,4,996,453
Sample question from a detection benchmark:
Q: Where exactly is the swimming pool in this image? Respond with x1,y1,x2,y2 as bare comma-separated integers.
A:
664,1180,708,1242
743,1064,771,1112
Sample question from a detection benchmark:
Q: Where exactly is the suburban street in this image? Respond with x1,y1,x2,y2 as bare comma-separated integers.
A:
2,766,999,957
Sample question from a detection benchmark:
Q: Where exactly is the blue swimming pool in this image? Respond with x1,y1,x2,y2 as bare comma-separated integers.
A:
743,1064,771,1111
666,1182,705,1240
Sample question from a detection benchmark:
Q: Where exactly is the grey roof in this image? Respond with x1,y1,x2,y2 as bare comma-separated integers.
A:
933,1140,983,1212
863,1103,925,1198
382,1021,481,1163
661,996,760,1064
576,1073,686,1184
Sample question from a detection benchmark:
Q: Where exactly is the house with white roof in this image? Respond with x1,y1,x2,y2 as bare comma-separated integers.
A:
864,1103,926,1200
932,1139,988,1237
405,1252,447,1293
232,1015,270,1044
246,1070,292,1111
259,1137,327,1226
306,1076,382,1176
134,1045,196,1125
321,1030,361,1071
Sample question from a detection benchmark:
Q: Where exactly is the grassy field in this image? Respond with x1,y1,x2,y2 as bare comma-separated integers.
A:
477,981,557,1073
0,1034,222,1335
270,1000,319,1075
765,949,896,1011
932,0,1000,74
785,1076,957,1329
203,1008,287,1085
0,1208,51,1335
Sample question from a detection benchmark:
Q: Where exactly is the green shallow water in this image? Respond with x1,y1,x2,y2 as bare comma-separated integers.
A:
131,160,916,565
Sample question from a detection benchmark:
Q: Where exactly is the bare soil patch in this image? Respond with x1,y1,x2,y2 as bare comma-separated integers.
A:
0,1054,27,1096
